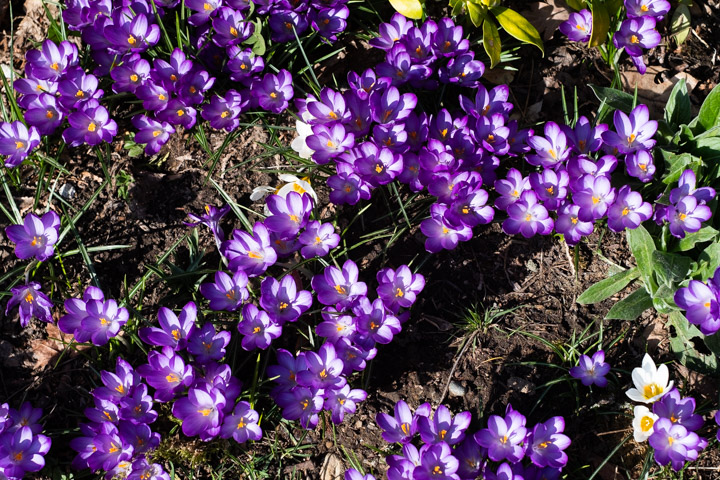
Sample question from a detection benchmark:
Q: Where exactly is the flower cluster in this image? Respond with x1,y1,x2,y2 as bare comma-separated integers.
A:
69,357,168,479
58,286,129,346
674,265,720,336
495,104,658,245
137,302,261,443
349,400,570,480
5,282,53,328
11,39,117,156
268,262,424,428
559,0,667,74
569,350,611,387
654,169,715,239
255,0,350,43
0,402,52,479
627,354,707,471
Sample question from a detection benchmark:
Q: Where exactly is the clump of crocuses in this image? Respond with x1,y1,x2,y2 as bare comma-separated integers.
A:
674,265,720,336
348,399,571,480
0,402,52,479
626,354,708,471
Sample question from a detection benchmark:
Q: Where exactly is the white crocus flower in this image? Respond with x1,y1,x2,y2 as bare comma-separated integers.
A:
625,354,673,404
250,174,318,215
290,120,315,159
632,405,658,442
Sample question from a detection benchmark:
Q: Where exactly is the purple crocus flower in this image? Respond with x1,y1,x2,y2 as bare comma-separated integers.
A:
185,0,222,25
105,12,160,53
94,357,141,402
259,275,312,325
110,54,150,94
494,168,530,211
275,386,323,429
200,270,249,312
345,469,376,480
602,104,657,154
453,437,486,479
502,191,554,238
474,404,527,463
376,265,425,314
648,418,705,471
5,210,60,261
673,277,720,335
354,297,401,344
559,9,592,42
569,350,611,387
299,87,348,125
420,204,474,253
376,44,432,87
324,384,367,424
264,191,313,239
353,142,404,187
227,47,265,85
80,297,129,345
484,463,523,480
201,90,248,132
156,98,197,129
625,149,656,182
370,86,417,125
137,346,194,402
296,342,346,390
526,121,571,168
312,259,367,308
186,322,231,363
139,302,197,350
185,203,231,243
573,175,617,222
132,115,174,155
555,202,594,245
151,48,194,91
128,460,170,480
417,405,472,446
136,82,171,112
306,123,355,164
666,195,712,238
668,169,716,205
567,154,617,191
460,84,513,119
24,93,64,135
529,168,569,211
327,167,372,205
613,17,661,74
177,69,215,105
562,116,607,154
376,400,422,444
5,282,53,327
222,222,278,277
252,70,293,114
413,442,460,480
310,6,349,42
268,10,309,42
527,416,571,468
0,121,41,167
652,388,703,431
626,0,671,18
438,52,484,87
25,39,78,80
57,68,102,110
212,7,253,47
432,18,469,57
369,12,412,50
607,185,652,232
237,303,282,350
62,101,117,146
0,426,51,478
220,401,262,443
57,286,103,338
298,220,340,259
172,386,226,438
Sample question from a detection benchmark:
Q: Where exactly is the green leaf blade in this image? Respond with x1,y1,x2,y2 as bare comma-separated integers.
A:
577,267,640,305
489,6,544,56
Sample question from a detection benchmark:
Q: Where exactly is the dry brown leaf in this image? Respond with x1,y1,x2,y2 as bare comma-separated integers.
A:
620,66,699,117
28,323,90,371
521,0,570,41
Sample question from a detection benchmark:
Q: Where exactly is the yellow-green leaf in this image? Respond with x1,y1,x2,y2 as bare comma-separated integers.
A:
388,0,423,19
588,1,609,47
467,2,488,27
483,17,501,68
564,0,586,10
671,4,691,45
489,6,544,56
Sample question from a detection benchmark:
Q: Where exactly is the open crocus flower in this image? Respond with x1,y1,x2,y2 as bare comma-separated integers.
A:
626,354,673,404
632,405,658,442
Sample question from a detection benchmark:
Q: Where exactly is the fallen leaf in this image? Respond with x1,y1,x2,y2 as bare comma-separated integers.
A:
521,0,570,41
620,66,699,117
28,323,90,371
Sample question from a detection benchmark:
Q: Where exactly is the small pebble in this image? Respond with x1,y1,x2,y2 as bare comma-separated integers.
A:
448,381,466,397
58,183,76,200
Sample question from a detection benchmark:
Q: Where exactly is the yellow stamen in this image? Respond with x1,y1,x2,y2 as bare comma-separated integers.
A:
176,109,184,117
88,123,97,132
221,110,229,118
237,420,246,428
199,408,212,416
678,213,687,221
203,2,212,10
622,207,630,216
525,213,533,221
46,110,54,119
548,148,557,159
375,164,384,173
328,111,338,120
171,329,180,340
252,326,261,334
395,288,404,297
166,373,179,383
189,86,197,94
270,92,277,99
334,285,347,295
76,89,85,98
571,217,578,225
592,196,600,205
630,35,639,44
50,62,59,71
643,383,662,399
641,4,649,11
230,26,238,37
279,302,289,310
130,74,139,82
24,293,33,303
15,141,24,149
128,35,137,46
158,94,167,101
628,133,636,144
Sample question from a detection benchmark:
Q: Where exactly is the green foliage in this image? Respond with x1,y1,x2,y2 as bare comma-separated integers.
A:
447,0,543,68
